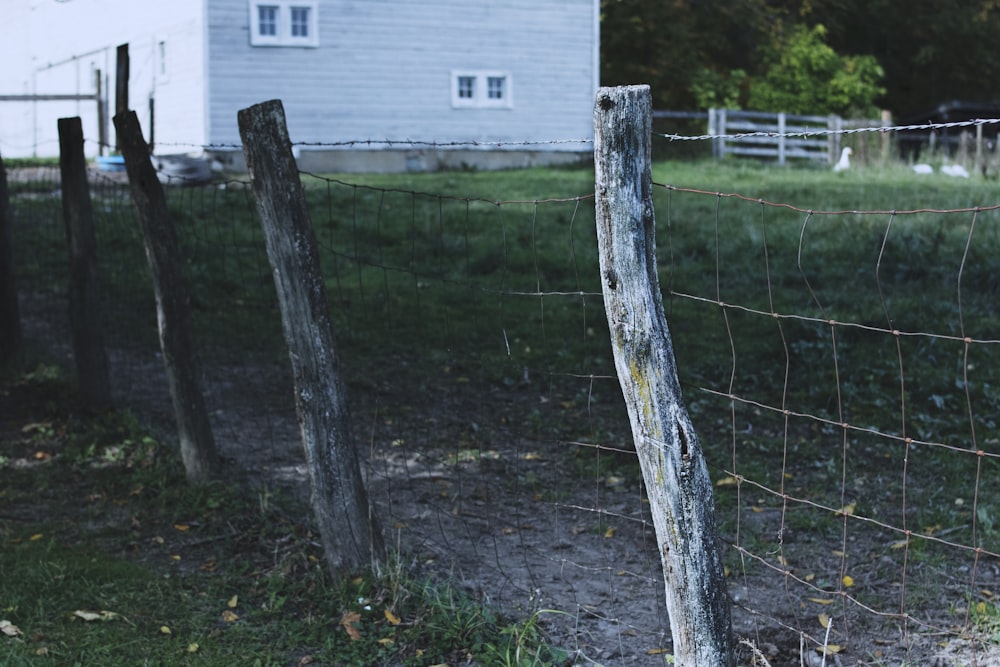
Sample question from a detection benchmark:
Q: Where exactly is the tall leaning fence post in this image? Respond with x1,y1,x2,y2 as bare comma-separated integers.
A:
0,149,21,363
58,116,112,410
113,109,220,483
594,85,734,666
237,99,384,576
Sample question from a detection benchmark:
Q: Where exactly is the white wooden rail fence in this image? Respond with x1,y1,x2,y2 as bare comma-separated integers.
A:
707,108,842,164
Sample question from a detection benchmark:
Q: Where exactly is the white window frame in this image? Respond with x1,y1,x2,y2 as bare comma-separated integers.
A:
450,70,513,109
249,1,319,48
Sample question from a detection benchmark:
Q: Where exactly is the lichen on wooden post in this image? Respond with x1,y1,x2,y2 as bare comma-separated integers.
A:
594,84,733,666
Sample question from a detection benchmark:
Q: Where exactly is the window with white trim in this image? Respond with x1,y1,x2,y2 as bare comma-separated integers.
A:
451,71,513,109
249,1,319,47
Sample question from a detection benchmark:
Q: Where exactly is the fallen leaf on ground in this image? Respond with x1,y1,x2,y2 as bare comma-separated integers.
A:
808,598,834,605
819,644,844,654
0,620,22,637
842,575,855,587
341,611,362,640
160,625,172,635
221,610,239,623
227,595,238,608
384,609,401,625
818,613,830,629
73,610,120,622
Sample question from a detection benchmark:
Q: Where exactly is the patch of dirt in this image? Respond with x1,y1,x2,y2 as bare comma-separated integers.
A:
8,295,1000,666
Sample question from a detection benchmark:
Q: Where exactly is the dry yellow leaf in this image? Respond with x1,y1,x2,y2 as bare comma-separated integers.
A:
221,610,239,623
889,540,908,550
187,643,199,653
160,625,172,635
835,502,856,516
716,476,739,487
227,595,239,608
523,452,542,460
818,613,831,629
819,644,844,654
808,598,834,605
842,575,855,587
173,524,190,532
341,611,362,640
384,609,401,625
29,533,43,542
378,637,395,647
604,526,616,539
646,647,671,655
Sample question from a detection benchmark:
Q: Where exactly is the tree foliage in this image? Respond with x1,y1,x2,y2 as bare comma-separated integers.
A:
601,0,1000,116
748,24,884,115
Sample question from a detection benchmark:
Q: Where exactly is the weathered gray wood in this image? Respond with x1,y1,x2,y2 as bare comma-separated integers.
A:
58,116,112,410
594,85,733,666
114,44,128,151
0,149,21,363
114,110,220,483
237,99,384,575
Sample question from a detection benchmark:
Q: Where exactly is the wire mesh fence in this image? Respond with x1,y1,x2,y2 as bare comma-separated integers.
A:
6,116,1000,665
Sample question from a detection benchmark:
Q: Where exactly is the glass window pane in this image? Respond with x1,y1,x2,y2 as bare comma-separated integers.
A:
291,7,310,37
258,5,278,36
458,76,476,99
487,76,505,100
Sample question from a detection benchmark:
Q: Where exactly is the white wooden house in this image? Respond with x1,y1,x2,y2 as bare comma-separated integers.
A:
1,0,599,171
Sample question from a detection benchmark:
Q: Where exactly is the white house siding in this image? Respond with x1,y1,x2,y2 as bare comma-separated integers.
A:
0,0,205,158
206,0,597,163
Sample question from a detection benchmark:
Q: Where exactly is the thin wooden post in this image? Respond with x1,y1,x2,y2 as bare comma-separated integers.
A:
0,149,21,363
237,99,384,576
58,116,112,410
881,109,893,166
114,44,129,151
95,69,106,156
113,109,220,483
594,85,733,666
829,114,842,164
773,112,784,165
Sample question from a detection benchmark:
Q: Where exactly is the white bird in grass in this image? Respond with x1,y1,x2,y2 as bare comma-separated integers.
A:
941,163,970,178
833,147,853,172
912,163,934,175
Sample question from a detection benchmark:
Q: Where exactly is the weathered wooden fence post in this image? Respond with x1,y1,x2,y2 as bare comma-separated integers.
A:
594,85,733,666
237,99,384,576
58,116,112,410
0,149,21,363
113,109,220,483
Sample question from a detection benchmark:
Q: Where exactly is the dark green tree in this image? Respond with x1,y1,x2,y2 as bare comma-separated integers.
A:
747,24,885,115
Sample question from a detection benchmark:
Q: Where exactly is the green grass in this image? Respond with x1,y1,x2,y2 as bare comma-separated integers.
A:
0,365,568,666
9,155,1000,650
